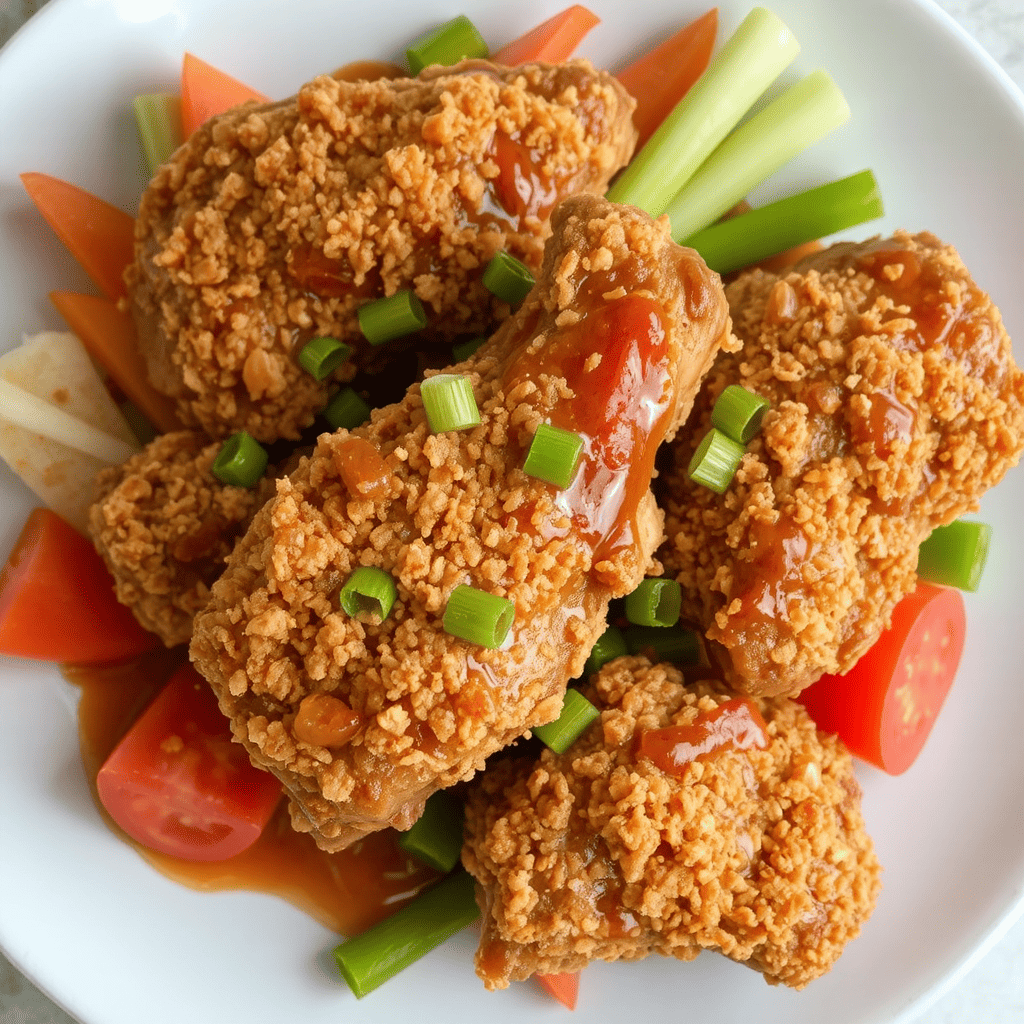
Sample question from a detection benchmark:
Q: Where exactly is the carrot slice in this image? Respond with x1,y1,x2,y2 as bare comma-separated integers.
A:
181,52,270,137
490,6,600,66
616,8,718,148
0,507,158,664
20,172,135,303
49,291,184,435
535,972,580,1010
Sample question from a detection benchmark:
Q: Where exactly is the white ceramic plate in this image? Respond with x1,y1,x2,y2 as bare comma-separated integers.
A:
2,1,1023,1022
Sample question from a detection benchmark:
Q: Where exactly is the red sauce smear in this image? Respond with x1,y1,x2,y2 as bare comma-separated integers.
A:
640,698,768,777
492,131,564,224
64,647,437,935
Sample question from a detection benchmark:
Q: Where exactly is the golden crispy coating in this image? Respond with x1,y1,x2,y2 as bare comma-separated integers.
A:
88,431,271,647
128,60,637,442
462,656,881,990
659,232,1024,697
189,195,730,851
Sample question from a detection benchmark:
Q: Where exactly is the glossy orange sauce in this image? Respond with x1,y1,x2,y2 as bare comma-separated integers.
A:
63,648,437,935
492,131,564,224
639,698,768,776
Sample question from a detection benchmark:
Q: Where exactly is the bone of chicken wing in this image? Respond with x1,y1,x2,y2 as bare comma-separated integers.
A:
462,656,881,990
189,194,731,852
126,60,637,442
658,232,1024,698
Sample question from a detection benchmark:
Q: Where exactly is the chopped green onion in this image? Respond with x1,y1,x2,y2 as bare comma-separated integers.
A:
482,250,534,306
523,423,584,489
584,625,628,676
625,624,701,665
298,335,352,381
323,387,371,430
533,688,600,754
711,385,770,446
688,427,745,494
211,431,268,488
420,374,481,433
443,584,514,649
452,336,487,362
917,520,992,592
606,7,800,216
357,291,427,346
664,70,851,243
406,14,489,76
333,870,479,998
625,578,682,628
133,93,183,177
685,170,884,275
397,790,465,873
338,566,398,620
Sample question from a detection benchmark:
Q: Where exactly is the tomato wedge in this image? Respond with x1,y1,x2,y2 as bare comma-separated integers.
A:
0,507,157,664
97,664,282,862
798,582,966,775
535,972,580,1010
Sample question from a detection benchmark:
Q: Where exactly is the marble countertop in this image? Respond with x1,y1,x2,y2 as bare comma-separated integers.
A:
1,0,1023,1022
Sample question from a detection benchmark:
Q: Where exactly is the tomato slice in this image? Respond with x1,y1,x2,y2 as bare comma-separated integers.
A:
0,507,157,664
97,664,282,861
798,582,966,775
535,972,580,1010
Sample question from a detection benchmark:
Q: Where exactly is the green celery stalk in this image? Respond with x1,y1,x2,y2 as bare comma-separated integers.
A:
606,7,799,216
664,70,851,244
133,93,183,177
685,170,884,274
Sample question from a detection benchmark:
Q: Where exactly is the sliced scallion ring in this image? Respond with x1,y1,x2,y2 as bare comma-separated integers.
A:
482,250,534,306
338,566,398,620
323,388,371,431
687,427,745,494
916,519,992,592
420,374,481,433
523,423,584,489
625,578,682,628
442,584,514,649
211,431,268,488
357,290,427,346
533,689,600,754
451,336,487,362
406,15,488,76
624,624,701,665
584,625,628,676
711,384,770,445
299,335,352,381
396,789,465,873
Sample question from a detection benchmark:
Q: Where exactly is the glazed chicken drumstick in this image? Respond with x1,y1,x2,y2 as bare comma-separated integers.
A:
189,194,732,851
659,232,1024,698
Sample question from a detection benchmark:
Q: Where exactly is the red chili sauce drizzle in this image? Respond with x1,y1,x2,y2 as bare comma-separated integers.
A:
640,698,768,777
503,293,671,566
491,131,566,225
63,648,437,936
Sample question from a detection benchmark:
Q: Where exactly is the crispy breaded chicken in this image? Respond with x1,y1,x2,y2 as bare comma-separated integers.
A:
127,60,637,442
89,431,274,647
462,655,881,990
659,232,1024,697
189,194,731,852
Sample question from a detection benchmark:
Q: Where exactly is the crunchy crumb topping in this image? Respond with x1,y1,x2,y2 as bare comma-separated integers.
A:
88,431,270,647
658,231,1024,697
189,195,730,852
462,655,881,990
127,60,637,442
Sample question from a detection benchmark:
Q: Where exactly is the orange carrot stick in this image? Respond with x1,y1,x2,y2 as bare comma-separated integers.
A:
616,8,718,149
49,291,184,435
20,172,135,304
490,5,600,65
535,972,580,1011
181,53,270,137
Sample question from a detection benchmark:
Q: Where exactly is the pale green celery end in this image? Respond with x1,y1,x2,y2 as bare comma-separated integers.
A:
133,93,183,177
606,6,800,216
665,70,850,243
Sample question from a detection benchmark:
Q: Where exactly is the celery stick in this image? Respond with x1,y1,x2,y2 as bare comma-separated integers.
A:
134,93,183,176
664,70,851,244
686,170,884,274
606,7,799,216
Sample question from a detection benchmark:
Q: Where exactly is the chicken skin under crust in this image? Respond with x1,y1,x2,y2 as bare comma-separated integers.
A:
189,194,731,852
462,656,881,990
89,431,274,647
659,232,1024,698
127,60,637,443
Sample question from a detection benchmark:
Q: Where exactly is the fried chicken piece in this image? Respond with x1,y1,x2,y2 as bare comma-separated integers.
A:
189,194,731,852
89,431,274,647
658,231,1024,697
462,655,881,990
127,60,637,443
